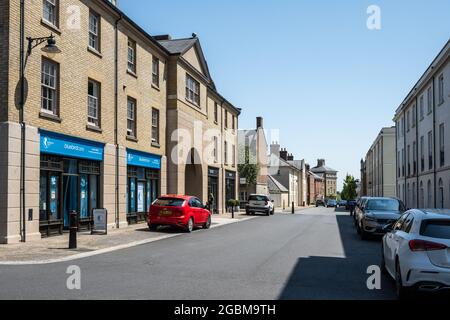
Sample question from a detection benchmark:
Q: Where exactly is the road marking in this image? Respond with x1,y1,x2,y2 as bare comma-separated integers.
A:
0,217,256,266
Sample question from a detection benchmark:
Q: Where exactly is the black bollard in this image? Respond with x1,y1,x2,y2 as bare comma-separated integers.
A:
292,202,295,214
69,211,78,249
232,206,235,219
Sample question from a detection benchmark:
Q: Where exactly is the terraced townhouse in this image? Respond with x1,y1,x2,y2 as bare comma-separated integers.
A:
394,39,450,209
0,0,239,244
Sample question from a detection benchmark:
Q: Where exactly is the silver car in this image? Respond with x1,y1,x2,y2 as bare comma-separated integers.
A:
246,194,275,216
355,197,406,240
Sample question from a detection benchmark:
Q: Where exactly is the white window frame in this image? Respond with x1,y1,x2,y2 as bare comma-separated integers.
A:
152,57,159,87
127,98,136,137
438,74,445,105
41,59,58,115
127,39,136,73
151,108,159,144
43,0,58,27
87,79,100,127
89,11,100,52
186,74,200,106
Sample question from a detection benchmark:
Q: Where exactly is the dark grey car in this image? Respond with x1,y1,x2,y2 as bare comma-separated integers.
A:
355,197,406,240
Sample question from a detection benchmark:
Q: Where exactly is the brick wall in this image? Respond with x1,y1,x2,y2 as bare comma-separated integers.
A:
0,0,9,122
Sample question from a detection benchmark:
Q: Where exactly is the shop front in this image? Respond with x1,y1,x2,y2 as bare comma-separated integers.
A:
208,167,219,214
225,170,237,205
126,149,161,224
39,131,104,237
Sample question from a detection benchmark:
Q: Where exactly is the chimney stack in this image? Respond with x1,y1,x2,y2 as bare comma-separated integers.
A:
318,159,326,167
287,154,294,161
270,142,280,156
256,117,264,129
280,148,288,161
154,34,172,41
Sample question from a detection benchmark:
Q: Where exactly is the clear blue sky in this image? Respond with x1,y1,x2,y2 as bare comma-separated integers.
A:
119,0,450,190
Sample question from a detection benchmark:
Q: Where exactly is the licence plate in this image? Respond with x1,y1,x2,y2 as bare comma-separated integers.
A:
159,209,172,216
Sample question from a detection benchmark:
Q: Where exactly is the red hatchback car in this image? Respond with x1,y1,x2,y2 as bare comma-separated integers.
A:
148,195,212,232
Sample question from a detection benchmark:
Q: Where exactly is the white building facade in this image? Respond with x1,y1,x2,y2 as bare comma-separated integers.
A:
394,40,450,209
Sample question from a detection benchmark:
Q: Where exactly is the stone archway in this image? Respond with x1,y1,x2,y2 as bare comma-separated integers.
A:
185,148,203,199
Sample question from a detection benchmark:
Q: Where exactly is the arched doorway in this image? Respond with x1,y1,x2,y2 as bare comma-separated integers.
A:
185,148,203,199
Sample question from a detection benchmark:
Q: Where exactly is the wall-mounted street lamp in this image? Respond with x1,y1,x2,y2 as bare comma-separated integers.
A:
19,0,61,243
27,34,62,60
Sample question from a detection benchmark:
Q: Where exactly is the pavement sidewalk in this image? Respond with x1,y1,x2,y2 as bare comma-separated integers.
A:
0,214,253,265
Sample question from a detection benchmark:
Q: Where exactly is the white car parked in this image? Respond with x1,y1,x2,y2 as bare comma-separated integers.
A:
381,209,450,299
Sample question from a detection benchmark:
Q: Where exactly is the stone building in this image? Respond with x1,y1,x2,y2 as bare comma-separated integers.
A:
362,127,396,198
394,39,450,209
0,0,239,243
238,117,269,204
157,34,240,214
311,159,338,198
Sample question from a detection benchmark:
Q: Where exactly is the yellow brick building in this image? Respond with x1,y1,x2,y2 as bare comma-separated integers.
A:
0,0,239,244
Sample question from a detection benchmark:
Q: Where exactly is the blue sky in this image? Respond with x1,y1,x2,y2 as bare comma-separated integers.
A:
119,0,450,190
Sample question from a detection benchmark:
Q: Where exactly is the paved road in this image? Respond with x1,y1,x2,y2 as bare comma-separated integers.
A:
0,207,396,300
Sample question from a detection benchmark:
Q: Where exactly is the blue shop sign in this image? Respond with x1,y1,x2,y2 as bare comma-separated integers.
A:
127,149,161,169
40,130,104,161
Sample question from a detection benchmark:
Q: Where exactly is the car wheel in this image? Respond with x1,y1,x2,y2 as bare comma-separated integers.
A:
148,224,158,231
186,217,194,233
266,210,270,216
271,208,275,215
203,216,212,229
395,261,411,300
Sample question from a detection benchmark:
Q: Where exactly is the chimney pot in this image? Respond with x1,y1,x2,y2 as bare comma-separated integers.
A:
256,117,264,129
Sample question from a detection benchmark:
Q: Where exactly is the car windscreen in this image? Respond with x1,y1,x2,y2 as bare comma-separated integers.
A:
421,220,450,240
249,195,268,201
365,199,400,212
154,198,185,207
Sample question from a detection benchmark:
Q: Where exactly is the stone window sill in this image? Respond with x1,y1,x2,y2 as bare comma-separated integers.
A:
39,111,62,123
151,142,161,148
127,69,138,79
86,124,102,133
41,19,61,35
151,84,160,91
126,135,138,142
87,46,103,58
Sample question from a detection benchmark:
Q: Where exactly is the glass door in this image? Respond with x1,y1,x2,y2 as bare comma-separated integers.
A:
63,175,78,228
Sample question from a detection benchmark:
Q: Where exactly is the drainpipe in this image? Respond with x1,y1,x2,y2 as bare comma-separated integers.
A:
415,96,419,208
19,0,26,242
114,14,123,228
433,76,437,208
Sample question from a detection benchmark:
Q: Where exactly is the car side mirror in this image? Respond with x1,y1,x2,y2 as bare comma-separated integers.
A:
382,223,394,232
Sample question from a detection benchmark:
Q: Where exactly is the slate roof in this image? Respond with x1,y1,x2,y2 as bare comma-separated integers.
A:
158,38,198,54
268,175,289,193
311,165,338,174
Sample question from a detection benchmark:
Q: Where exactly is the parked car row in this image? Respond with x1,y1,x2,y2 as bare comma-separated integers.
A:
351,196,450,299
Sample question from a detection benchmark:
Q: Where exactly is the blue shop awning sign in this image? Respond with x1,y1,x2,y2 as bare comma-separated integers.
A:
127,149,161,169
40,130,104,161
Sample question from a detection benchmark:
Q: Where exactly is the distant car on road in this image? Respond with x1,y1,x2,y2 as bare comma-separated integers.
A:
382,209,450,299
148,195,212,232
246,194,274,216
326,199,337,208
316,199,326,207
355,197,406,240
346,199,357,210
338,200,347,208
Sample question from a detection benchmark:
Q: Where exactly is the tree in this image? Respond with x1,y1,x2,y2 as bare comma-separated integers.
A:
238,145,259,186
341,174,357,200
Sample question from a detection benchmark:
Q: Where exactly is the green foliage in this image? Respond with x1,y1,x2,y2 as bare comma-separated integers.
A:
341,174,358,200
238,145,260,186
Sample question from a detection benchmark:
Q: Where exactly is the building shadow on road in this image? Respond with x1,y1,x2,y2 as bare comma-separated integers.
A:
278,212,397,300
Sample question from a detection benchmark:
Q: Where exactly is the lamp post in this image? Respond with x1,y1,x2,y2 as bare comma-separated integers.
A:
19,0,61,242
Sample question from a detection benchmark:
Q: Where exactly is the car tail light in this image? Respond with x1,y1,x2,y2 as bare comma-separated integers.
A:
174,209,184,217
409,239,448,252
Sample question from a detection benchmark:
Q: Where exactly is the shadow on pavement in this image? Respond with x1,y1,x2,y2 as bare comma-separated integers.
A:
278,212,396,300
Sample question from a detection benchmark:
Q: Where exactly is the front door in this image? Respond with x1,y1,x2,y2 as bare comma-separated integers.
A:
63,175,78,228
208,176,218,214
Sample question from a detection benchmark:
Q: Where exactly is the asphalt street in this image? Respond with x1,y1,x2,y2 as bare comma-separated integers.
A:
0,207,397,300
